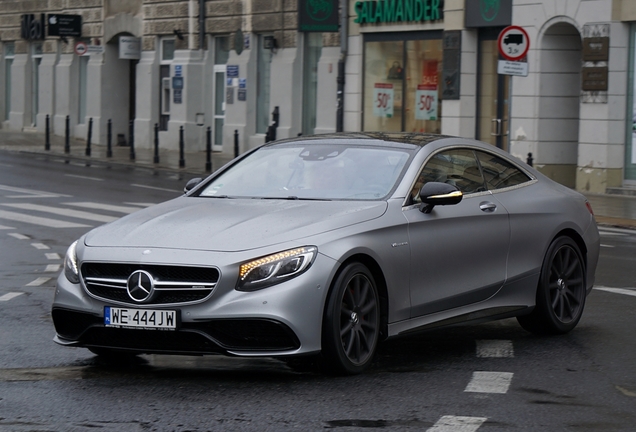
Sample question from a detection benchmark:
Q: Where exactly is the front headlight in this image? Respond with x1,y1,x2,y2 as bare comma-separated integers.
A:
64,240,79,284
237,246,317,292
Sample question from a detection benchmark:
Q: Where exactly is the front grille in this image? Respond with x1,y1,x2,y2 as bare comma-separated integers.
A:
54,308,300,354
81,263,219,306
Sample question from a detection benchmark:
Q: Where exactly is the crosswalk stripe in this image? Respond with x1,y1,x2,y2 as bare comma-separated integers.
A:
25,277,51,287
0,224,15,230
0,210,90,228
427,416,488,432
45,253,61,260
31,243,50,250
465,371,513,394
2,203,118,223
595,286,636,297
131,183,181,193
476,340,514,358
45,264,61,272
0,292,23,302
0,184,70,198
65,174,104,182
8,233,30,240
64,202,143,214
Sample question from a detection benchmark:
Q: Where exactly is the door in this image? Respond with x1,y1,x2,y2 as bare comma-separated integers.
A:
477,28,510,150
404,148,510,318
213,64,226,151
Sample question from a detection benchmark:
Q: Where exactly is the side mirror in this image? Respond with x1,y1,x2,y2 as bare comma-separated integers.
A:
184,177,203,194
419,182,463,214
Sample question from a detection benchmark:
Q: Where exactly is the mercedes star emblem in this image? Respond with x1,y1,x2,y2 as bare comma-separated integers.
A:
126,270,155,302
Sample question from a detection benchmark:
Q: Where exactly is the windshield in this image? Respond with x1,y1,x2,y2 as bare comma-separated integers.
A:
198,143,412,200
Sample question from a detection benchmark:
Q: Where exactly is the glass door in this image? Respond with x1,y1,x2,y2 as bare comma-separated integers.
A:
477,29,510,150
213,64,226,151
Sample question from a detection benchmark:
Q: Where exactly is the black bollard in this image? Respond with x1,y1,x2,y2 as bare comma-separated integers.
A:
129,120,135,160
234,129,239,158
205,126,212,172
106,119,112,157
85,118,93,157
45,114,50,151
64,115,70,154
526,152,533,167
179,125,185,168
154,123,160,163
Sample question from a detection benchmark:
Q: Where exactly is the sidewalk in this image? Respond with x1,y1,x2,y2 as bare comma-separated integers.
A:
0,129,635,229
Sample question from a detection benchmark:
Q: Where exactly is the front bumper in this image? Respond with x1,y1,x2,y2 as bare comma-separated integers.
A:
52,247,338,357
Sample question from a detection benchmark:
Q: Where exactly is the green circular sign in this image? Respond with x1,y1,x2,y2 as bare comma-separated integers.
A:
480,0,501,22
307,0,333,22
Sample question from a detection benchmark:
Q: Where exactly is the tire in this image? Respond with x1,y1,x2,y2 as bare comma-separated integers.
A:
321,262,380,375
518,236,587,335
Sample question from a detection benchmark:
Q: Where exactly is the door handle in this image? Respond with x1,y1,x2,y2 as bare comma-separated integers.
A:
479,202,497,212
491,119,501,136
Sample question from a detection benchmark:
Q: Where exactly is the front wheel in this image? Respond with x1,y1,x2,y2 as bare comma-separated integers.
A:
518,236,587,335
322,263,380,375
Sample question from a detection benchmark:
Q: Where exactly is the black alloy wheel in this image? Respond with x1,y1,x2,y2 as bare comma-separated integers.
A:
322,262,380,375
518,236,586,335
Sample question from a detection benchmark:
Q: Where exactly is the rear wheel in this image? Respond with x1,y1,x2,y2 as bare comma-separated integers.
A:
322,263,380,375
518,236,586,335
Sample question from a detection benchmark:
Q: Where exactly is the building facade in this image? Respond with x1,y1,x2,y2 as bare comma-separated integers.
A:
0,0,635,192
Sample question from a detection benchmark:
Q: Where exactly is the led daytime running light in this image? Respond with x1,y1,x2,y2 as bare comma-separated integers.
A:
240,247,312,280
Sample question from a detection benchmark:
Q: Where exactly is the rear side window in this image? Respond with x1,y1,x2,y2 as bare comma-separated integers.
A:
475,151,531,190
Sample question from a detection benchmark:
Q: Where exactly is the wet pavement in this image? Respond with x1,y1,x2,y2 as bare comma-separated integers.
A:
1,129,635,229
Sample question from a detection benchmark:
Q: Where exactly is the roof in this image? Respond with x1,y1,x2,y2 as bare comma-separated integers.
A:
266,132,450,148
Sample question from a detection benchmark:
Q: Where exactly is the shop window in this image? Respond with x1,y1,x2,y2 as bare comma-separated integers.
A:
256,34,273,134
162,39,175,61
4,43,14,121
363,32,442,133
302,33,323,135
215,36,230,65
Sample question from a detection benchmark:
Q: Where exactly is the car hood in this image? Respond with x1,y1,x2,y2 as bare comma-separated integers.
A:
84,197,387,252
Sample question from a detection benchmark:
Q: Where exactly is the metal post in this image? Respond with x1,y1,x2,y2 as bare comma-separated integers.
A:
64,115,70,154
179,125,185,168
234,129,239,158
106,119,112,157
129,119,135,160
154,123,160,163
205,126,212,172
85,118,93,156
527,152,533,167
45,114,50,151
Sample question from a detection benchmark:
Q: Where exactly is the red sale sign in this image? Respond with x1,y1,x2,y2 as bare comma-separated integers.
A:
373,83,394,118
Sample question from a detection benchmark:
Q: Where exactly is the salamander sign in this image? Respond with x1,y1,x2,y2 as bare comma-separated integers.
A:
354,0,443,24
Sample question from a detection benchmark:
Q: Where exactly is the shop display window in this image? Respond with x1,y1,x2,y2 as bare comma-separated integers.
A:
363,33,442,133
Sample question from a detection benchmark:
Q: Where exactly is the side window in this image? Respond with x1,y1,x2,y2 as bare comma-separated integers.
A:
410,149,486,203
475,151,532,190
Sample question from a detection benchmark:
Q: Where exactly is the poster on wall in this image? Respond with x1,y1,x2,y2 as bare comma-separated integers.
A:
373,83,394,118
415,60,438,121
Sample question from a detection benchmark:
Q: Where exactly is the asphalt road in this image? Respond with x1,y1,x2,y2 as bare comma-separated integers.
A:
0,151,634,431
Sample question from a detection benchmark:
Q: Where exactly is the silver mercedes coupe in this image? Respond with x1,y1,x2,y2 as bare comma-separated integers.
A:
52,133,600,374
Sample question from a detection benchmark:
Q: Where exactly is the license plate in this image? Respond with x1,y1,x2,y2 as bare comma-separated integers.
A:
104,307,177,330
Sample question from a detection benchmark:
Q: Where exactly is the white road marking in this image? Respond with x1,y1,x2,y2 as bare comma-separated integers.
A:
8,233,29,240
465,371,513,394
31,243,50,250
45,264,61,272
476,340,514,358
598,227,634,235
427,416,488,432
45,253,61,260
0,292,23,302
595,286,636,297
25,277,51,287
0,224,15,230
0,184,70,199
124,202,157,207
0,210,90,228
600,244,615,248
64,174,104,182
2,203,117,223
131,184,181,193
65,202,143,214
599,232,627,237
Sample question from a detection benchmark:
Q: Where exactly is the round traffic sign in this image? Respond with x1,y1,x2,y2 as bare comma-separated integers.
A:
498,26,530,61
74,41,87,56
